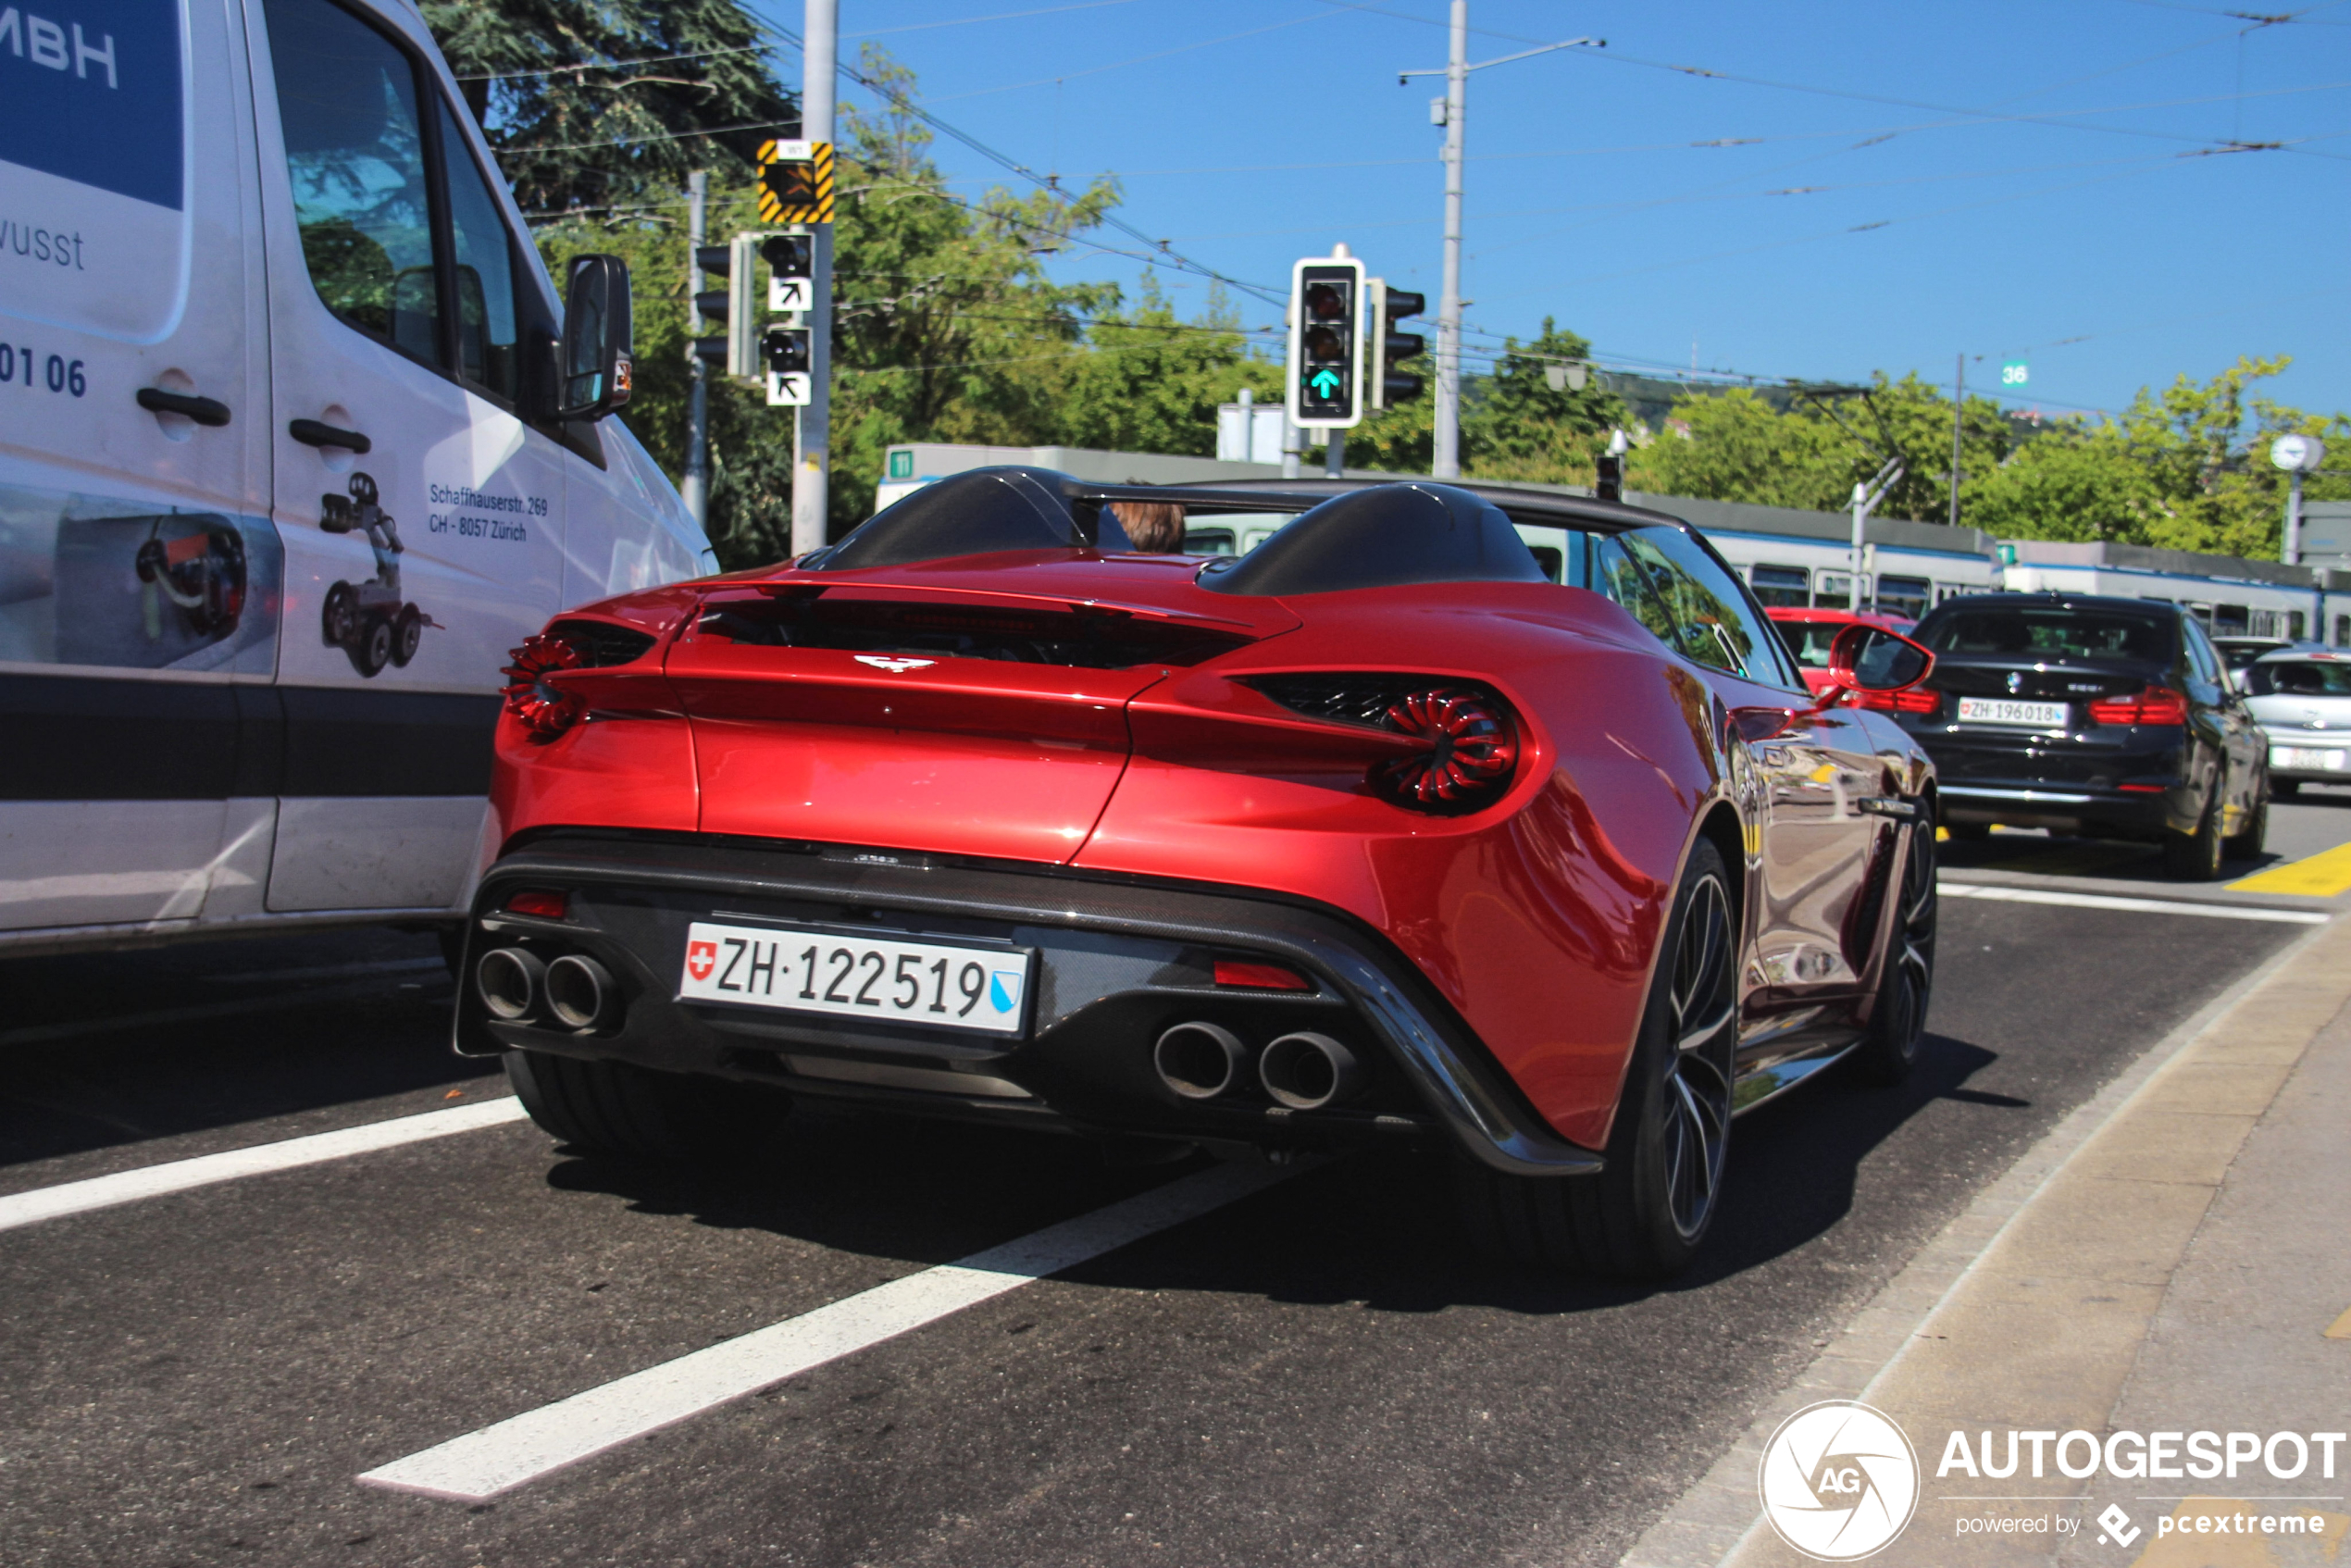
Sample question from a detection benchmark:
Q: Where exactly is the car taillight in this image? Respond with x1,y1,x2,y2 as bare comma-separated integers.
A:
504,889,569,918
501,632,586,740
2088,686,2189,726
1853,686,1942,716
1371,688,1518,812
1213,959,1311,991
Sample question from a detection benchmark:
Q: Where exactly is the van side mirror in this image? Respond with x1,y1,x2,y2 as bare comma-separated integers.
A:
557,255,633,420
1826,622,1934,696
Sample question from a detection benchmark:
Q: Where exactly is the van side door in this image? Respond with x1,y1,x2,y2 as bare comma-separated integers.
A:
245,0,567,913
0,0,274,933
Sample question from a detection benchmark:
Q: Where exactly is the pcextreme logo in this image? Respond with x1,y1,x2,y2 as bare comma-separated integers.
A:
1759,1400,1922,1561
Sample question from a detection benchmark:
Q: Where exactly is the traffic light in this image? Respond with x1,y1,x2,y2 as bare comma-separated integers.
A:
763,230,813,314
1367,279,1425,411
762,326,810,375
690,243,730,367
689,236,761,375
1287,253,1365,429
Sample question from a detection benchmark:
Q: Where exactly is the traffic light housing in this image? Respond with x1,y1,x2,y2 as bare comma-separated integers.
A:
764,230,812,314
762,326,810,375
1367,279,1425,411
689,236,760,375
1287,254,1364,429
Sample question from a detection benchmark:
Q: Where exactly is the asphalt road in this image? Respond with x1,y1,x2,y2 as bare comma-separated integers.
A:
1,806,2340,1568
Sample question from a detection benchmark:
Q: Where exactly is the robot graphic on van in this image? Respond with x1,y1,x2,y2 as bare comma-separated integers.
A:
318,470,433,677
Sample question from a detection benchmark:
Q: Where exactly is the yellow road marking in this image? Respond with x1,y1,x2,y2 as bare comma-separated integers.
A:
2326,1305,2351,1339
2230,840,2351,897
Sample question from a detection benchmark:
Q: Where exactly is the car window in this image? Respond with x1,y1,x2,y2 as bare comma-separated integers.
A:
2247,660,2351,696
1916,605,2176,665
265,0,440,365
437,101,523,402
1619,527,1790,685
1778,620,1843,668
2183,618,2225,685
1589,534,1678,647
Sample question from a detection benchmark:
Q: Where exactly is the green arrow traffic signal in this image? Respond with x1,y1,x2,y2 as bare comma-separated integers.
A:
1309,367,1342,398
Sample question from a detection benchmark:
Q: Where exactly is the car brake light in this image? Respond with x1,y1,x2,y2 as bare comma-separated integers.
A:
2088,686,2189,726
1853,686,1942,716
501,632,587,740
504,890,569,918
1213,959,1311,991
1371,688,1519,812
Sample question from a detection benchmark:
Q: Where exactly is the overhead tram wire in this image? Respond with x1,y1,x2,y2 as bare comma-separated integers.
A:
751,6,1288,306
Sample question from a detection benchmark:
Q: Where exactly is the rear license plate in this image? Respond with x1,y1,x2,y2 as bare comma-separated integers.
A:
678,920,1032,1035
1956,697,2069,728
2272,745,2349,772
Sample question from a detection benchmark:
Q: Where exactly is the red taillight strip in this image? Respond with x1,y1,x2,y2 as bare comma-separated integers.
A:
2088,686,2190,726
1854,686,1942,716
1213,960,1312,991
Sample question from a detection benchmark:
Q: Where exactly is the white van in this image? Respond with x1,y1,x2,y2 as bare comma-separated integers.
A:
0,0,710,953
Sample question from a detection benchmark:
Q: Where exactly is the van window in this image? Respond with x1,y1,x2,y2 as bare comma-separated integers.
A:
437,101,523,402
265,0,440,365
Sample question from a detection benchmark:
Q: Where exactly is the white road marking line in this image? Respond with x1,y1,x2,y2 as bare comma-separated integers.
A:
357,1159,1300,1502
0,1098,529,1235
1937,880,2330,924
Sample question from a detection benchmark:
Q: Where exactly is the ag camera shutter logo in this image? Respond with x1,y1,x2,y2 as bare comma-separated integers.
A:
1758,1400,1921,1561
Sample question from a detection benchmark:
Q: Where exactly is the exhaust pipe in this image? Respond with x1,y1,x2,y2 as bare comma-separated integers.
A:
1259,1032,1362,1111
1152,1022,1247,1101
477,947,546,1021
545,953,616,1031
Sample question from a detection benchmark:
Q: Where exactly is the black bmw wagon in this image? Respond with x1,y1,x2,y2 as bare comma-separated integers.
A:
1878,594,2269,879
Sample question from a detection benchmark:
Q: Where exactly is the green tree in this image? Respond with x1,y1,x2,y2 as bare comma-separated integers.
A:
1051,280,1282,456
425,0,794,218
1462,317,1626,485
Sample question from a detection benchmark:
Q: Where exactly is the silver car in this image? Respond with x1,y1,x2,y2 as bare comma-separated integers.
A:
2244,650,2351,796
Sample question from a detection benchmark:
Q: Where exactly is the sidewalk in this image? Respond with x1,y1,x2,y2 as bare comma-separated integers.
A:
1620,914,2351,1568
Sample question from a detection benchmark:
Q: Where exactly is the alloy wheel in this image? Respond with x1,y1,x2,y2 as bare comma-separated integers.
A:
1662,871,1735,1240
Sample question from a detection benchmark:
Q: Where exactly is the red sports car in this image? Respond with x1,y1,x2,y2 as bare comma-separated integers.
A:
459,471,1941,1276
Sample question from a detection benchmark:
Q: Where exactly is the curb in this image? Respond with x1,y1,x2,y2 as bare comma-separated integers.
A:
1617,911,2351,1568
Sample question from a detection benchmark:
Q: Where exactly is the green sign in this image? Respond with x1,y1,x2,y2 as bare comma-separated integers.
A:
888,449,914,479
2000,359,2029,389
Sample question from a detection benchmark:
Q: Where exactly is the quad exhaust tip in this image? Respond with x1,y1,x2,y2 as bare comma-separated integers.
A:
477,946,546,1021
545,953,616,1032
1152,1022,1248,1101
1259,1031,1362,1111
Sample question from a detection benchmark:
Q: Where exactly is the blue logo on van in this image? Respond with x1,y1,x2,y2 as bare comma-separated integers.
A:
0,0,183,211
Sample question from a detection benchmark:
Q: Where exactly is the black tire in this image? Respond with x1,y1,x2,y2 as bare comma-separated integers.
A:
321,582,355,647
504,1049,787,1163
356,615,394,677
1455,839,1737,1279
392,604,423,666
2162,782,2226,881
1847,808,1937,1085
2225,784,2269,860
2273,778,2300,800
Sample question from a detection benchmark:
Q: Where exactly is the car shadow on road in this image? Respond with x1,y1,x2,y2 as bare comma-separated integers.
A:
530,1028,2019,1323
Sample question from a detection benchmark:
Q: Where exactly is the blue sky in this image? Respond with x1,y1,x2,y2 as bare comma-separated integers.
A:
749,0,2351,423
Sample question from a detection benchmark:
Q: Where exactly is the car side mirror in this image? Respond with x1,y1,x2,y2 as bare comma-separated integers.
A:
556,255,633,421
1825,622,1934,698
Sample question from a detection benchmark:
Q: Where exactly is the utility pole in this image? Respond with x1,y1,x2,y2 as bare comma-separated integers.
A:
1948,352,1963,531
1850,456,1904,611
790,0,838,558
682,170,709,531
1401,19,1601,480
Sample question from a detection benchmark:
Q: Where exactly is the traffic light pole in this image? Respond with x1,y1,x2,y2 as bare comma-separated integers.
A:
790,0,837,559
1402,22,1601,482
683,170,709,530
1433,2,1466,479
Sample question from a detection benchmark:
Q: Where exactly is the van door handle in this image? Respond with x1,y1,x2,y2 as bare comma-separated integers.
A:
136,387,232,427
289,417,371,454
